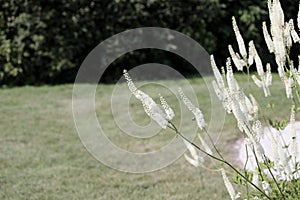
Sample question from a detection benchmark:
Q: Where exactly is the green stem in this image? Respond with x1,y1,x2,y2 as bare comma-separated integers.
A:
244,145,250,199
167,122,272,200
203,127,225,160
252,147,264,181
244,124,285,199
262,155,286,199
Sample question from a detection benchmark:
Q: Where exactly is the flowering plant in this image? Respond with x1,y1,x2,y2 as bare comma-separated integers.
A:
124,0,300,199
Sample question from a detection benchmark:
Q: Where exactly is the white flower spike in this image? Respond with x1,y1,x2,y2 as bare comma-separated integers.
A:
178,88,206,130
221,168,241,200
289,19,300,43
159,94,175,121
290,105,298,163
249,41,272,97
232,16,247,58
183,140,203,167
210,55,226,92
228,45,245,71
124,70,169,129
262,21,274,53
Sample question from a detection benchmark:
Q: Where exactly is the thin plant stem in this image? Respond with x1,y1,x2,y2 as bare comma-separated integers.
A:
244,145,250,199
251,147,264,181
262,154,286,199
167,121,272,200
203,127,225,160
245,124,285,199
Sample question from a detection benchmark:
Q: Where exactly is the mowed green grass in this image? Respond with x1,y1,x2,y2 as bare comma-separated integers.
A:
0,74,294,199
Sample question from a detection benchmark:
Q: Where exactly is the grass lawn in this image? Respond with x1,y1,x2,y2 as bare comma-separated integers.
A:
0,74,294,199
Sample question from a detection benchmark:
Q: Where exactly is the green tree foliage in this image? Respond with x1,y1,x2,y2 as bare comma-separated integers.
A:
0,0,297,85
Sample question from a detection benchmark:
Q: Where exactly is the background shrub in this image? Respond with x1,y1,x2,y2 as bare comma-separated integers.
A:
0,0,298,85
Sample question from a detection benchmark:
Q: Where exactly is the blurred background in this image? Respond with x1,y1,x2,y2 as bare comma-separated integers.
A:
0,0,298,85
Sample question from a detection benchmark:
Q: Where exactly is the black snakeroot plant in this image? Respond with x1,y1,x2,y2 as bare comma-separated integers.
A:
124,0,300,199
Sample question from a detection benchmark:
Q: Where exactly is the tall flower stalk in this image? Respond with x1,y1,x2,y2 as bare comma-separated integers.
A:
124,70,272,200
123,0,300,198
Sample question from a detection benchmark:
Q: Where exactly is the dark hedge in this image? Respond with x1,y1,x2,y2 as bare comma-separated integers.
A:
0,0,298,85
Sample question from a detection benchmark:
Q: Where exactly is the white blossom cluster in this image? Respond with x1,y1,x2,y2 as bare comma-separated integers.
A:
183,139,204,168
221,168,241,200
267,0,296,98
123,70,174,129
211,2,300,196
124,70,209,168
178,88,206,130
246,0,300,181
213,55,267,164
237,104,300,185
177,88,212,167
183,132,213,168
211,56,260,133
249,42,272,97
263,0,300,98
230,17,273,97
228,1,300,98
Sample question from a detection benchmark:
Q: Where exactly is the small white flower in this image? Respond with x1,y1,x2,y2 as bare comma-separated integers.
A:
269,0,284,28
243,128,264,159
290,60,300,86
183,154,200,167
248,94,259,117
266,63,272,87
248,41,255,65
252,120,263,140
159,94,175,121
211,55,226,91
226,58,238,94
139,92,169,129
252,74,272,97
231,98,248,132
228,45,245,70
289,19,300,43
276,57,285,79
284,22,292,48
221,168,241,200
250,42,264,77
198,133,212,155
178,88,206,130
244,128,264,161
268,0,286,66
124,70,169,129
290,105,298,163
237,89,254,122
262,21,274,53
252,75,262,88
222,88,233,114
249,42,272,97
262,181,272,196
123,69,138,95
284,77,293,99
212,80,223,101
277,140,292,177
291,30,300,43
183,140,203,167
273,37,286,67
232,16,247,58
